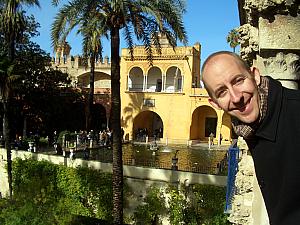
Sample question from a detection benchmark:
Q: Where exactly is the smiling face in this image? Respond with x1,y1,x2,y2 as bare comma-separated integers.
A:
202,53,261,124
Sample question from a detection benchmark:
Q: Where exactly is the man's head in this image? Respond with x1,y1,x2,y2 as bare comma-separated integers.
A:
202,51,261,124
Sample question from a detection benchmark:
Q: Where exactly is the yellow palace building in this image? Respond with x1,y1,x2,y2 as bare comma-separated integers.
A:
120,37,232,146
53,38,232,146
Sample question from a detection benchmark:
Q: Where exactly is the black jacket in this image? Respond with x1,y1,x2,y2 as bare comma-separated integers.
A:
249,76,300,225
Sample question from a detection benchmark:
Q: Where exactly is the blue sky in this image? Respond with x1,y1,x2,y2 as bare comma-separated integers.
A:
26,0,240,64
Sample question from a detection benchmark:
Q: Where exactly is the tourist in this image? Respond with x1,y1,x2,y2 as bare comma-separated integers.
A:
209,132,214,145
202,51,300,225
121,128,124,143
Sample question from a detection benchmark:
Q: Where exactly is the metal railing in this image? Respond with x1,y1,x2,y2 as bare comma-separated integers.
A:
225,146,240,213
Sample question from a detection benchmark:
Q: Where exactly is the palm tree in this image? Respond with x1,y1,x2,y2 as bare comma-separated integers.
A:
81,19,106,131
226,29,240,53
51,1,187,224
0,0,40,60
0,0,40,199
0,56,19,199
51,1,105,131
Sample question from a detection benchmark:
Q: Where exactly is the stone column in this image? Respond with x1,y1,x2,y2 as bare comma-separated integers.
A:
127,73,130,91
143,74,147,91
180,75,184,92
162,73,166,92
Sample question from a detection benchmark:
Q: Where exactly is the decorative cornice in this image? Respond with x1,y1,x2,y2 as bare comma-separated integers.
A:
124,55,187,61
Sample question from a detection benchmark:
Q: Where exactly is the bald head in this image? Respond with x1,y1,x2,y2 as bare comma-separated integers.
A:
202,51,250,98
200,51,261,124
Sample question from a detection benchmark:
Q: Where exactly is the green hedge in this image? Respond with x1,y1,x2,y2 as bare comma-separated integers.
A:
0,158,114,225
132,184,230,225
0,158,230,225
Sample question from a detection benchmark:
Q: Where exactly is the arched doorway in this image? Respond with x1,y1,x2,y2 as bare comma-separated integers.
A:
190,106,217,141
91,103,107,131
133,111,163,141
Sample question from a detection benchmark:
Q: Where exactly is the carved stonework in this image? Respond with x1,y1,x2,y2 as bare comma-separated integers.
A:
237,0,299,65
228,153,254,225
242,0,298,25
237,24,259,64
263,52,300,88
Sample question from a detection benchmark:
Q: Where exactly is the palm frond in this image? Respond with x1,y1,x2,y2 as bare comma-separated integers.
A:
50,2,80,49
123,24,134,60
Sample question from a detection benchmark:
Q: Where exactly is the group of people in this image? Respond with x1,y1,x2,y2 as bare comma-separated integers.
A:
60,129,114,148
98,129,113,146
135,127,163,142
202,51,300,225
135,128,148,142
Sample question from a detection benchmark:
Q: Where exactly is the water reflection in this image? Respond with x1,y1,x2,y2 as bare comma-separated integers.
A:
78,143,228,175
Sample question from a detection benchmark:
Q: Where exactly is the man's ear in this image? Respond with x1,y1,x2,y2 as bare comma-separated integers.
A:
250,66,261,86
208,98,221,110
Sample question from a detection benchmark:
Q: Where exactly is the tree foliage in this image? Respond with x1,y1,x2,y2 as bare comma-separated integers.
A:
13,40,84,135
0,0,39,199
226,29,240,53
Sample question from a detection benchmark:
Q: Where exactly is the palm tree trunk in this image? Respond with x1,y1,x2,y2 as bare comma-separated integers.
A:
86,53,96,131
3,100,12,199
3,1,17,200
8,32,15,61
110,27,123,225
5,9,15,200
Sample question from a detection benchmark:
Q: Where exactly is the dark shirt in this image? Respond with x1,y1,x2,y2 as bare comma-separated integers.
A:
249,77,300,225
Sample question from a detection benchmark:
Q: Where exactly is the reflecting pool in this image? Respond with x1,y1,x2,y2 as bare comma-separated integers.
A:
76,143,229,175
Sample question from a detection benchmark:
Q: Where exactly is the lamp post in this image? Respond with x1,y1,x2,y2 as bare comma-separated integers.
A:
160,147,179,170
171,150,179,170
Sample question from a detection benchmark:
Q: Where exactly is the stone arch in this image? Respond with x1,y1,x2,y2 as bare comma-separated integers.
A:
190,105,218,141
133,111,163,140
77,71,111,90
166,66,182,92
128,66,144,91
147,66,162,92
94,73,111,90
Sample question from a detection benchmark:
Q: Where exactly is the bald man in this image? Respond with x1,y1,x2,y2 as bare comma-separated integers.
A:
202,51,300,225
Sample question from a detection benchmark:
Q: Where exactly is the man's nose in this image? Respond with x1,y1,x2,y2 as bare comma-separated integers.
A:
229,88,242,103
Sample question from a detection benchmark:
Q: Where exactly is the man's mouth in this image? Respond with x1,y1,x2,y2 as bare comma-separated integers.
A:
238,97,252,114
231,97,252,114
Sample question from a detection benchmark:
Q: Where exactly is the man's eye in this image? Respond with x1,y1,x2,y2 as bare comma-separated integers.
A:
234,77,245,85
217,90,227,98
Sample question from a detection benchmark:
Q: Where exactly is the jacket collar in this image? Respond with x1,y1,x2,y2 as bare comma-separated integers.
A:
255,76,283,141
